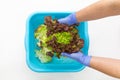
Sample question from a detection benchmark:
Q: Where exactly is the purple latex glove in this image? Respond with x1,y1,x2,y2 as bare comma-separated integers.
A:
61,52,91,66
58,13,78,25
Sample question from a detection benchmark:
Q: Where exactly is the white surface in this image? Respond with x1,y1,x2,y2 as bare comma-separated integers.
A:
0,0,120,80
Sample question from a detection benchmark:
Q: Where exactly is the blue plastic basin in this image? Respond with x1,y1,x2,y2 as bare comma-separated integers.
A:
25,13,89,72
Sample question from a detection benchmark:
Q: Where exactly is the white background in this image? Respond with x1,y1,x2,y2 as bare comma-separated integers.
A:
0,0,120,80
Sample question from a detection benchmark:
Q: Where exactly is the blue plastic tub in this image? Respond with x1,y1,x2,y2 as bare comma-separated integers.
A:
25,13,89,72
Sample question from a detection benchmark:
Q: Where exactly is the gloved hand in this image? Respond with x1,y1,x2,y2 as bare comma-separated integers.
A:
61,52,91,66
58,13,78,25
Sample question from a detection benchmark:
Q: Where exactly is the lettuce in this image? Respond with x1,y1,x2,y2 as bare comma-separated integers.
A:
34,24,47,40
35,48,52,63
35,25,52,63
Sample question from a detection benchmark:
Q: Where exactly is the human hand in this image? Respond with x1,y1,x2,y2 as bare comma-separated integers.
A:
61,52,91,66
58,13,78,26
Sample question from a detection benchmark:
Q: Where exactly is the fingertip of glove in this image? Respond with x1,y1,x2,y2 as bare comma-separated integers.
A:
61,52,66,56
58,19,63,23
61,52,70,57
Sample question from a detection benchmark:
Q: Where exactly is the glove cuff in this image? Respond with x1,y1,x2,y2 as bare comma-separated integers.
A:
68,13,78,25
78,55,92,66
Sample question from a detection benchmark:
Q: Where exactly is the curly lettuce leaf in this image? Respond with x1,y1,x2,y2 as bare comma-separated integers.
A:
35,47,52,63
54,32,72,44
34,24,47,40
47,32,72,44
